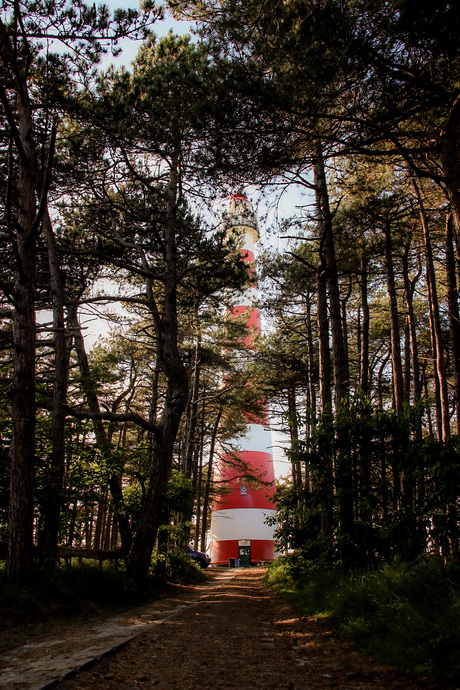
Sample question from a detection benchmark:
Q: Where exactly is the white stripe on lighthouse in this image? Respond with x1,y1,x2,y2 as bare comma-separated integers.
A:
233,423,274,456
211,508,277,541
228,286,258,308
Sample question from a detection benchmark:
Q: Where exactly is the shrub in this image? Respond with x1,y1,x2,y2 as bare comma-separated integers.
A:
267,555,460,685
149,547,206,585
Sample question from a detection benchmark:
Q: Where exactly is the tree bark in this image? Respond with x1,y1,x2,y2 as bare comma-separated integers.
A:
305,290,317,430
413,180,450,440
383,220,404,415
287,387,302,488
359,255,370,396
4,58,39,582
194,396,206,549
313,142,349,408
446,214,460,433
440,97,460,242
39,207,70,562
401,243,422,406
316,259,332,412
125,161,189,581
200,409,221,553
181,332,201,478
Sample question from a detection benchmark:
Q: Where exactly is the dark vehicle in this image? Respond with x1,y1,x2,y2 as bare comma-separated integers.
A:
186,547,211,569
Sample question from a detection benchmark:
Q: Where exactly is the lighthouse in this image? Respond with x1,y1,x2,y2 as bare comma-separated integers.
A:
210,194,277,566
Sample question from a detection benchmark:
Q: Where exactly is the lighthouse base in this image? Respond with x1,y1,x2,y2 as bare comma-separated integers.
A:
211,539,275,565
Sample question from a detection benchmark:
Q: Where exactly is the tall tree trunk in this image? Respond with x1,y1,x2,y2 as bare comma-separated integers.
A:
359,254,370,396
446,214,460,433
316,260,332,412
401,243,422,407
194,396,206,550
39,208,69,562
341,285,351,384
313,143,349,408
403,315,411,405
125,161,188,581
315,259,334,554
440,97,460,241
383,220,405,415
421,362,434,437
314,144,350,558
6,86,39,582
377,353,391,408
428,304,444,442
200,409,221,553
93,486,108,550
181,332,201,478
287,387,302,487
305,291,317,429
413,180,450,440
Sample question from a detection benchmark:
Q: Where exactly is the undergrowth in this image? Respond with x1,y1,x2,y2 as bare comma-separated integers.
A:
0,550,206,651
266,555,460,686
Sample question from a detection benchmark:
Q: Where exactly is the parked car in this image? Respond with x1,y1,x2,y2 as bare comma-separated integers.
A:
186,546,211,569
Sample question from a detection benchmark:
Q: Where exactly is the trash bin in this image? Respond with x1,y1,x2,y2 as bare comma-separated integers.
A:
235,558,240,567
228,558,236,567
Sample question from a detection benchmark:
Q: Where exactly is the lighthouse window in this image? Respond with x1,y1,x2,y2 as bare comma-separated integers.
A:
240,484,247,495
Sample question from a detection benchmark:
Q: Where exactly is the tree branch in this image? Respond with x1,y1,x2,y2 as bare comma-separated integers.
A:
62,404,161,437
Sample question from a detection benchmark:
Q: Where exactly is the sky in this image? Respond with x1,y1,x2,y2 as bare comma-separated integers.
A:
102,0,195,69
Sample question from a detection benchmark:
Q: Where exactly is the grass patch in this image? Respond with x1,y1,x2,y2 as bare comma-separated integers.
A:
0,550,206,652
266,555,460,686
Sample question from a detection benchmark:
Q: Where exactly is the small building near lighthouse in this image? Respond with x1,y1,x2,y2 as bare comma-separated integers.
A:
210,194,277,565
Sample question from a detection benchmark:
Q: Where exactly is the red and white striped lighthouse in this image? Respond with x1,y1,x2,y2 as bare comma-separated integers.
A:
210,194,277,566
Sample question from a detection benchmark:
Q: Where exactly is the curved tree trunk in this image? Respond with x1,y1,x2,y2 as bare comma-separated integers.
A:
125,161,189,582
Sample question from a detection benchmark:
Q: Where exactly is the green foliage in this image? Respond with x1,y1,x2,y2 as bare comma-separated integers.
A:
0,562,147,645
272,395,460,569
267,555,460,684
149,547,206,585
0,552,205,649
164,470,194,517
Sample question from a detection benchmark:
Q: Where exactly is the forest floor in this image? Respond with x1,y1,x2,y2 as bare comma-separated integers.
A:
1,567,439,689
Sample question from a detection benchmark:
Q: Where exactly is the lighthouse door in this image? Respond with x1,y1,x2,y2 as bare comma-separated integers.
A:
238,544,251,566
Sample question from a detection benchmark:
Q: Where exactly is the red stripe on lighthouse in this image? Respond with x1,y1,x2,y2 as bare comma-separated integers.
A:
212,539,275,564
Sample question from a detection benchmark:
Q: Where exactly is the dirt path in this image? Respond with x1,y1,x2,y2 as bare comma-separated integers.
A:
51,567,435,690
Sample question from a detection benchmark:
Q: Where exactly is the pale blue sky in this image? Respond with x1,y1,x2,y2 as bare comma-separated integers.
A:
103,1,194,69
